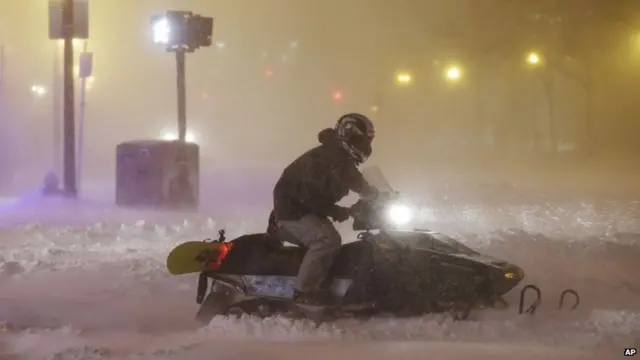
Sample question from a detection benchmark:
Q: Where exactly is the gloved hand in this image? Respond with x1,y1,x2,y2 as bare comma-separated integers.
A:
329,205,350,222
359,182,379,201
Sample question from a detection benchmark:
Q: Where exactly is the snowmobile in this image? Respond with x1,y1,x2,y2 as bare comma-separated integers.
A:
168,166,525,323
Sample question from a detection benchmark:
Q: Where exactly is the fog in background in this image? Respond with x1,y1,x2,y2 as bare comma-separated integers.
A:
1,0,640,199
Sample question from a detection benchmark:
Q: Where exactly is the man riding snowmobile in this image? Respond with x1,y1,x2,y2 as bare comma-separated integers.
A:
271,113,378,307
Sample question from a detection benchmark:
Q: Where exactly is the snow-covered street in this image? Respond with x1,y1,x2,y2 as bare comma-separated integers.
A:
0,193,638,359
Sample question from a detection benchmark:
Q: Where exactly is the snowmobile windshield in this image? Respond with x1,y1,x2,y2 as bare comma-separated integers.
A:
362,165,394,193
359,166,417,228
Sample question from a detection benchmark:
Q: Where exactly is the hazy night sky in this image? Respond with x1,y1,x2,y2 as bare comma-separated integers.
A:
1,0,640,191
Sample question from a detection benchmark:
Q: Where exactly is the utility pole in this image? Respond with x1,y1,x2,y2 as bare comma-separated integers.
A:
49,0,88,195
77,40,92,192
62,0,77,196
52,43,61,176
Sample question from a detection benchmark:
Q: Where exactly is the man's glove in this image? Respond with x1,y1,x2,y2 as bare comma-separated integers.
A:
359,181,379,201
329,205,350,223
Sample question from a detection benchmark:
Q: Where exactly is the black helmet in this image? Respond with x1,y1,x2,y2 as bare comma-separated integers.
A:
334,113,375,164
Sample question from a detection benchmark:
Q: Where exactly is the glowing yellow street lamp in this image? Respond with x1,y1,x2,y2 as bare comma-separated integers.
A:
525,51,542,66
395,71,413,86
444,65,462,83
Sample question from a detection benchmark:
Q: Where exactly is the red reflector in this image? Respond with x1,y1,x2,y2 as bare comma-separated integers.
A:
208,242,233,270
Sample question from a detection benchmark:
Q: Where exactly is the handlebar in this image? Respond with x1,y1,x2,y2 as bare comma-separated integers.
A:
348,190,403,230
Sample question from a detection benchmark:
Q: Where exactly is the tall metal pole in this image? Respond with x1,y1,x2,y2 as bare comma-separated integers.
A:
62,0,77,196
77,40,88,193
53,43,62,175
175,50,186,142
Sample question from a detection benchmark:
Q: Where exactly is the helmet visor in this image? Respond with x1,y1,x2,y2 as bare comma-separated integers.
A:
350,133,373,158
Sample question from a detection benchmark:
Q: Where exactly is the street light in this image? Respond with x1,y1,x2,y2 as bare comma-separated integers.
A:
444,65,462,83
526,51,542,66
395,71,413,86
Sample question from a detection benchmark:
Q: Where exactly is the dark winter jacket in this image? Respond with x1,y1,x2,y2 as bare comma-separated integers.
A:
273,128,374,221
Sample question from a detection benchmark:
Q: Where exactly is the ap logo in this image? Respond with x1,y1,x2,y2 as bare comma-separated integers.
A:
624,348,637,356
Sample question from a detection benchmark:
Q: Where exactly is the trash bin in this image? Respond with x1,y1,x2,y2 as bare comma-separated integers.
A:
115,140,199,210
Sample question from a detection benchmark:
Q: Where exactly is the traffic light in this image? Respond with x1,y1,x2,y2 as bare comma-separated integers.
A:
151,10,213,52
189,15,213,48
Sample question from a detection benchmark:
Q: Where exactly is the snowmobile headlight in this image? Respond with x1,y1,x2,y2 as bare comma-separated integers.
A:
504,272,515,279
387,203,414,226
